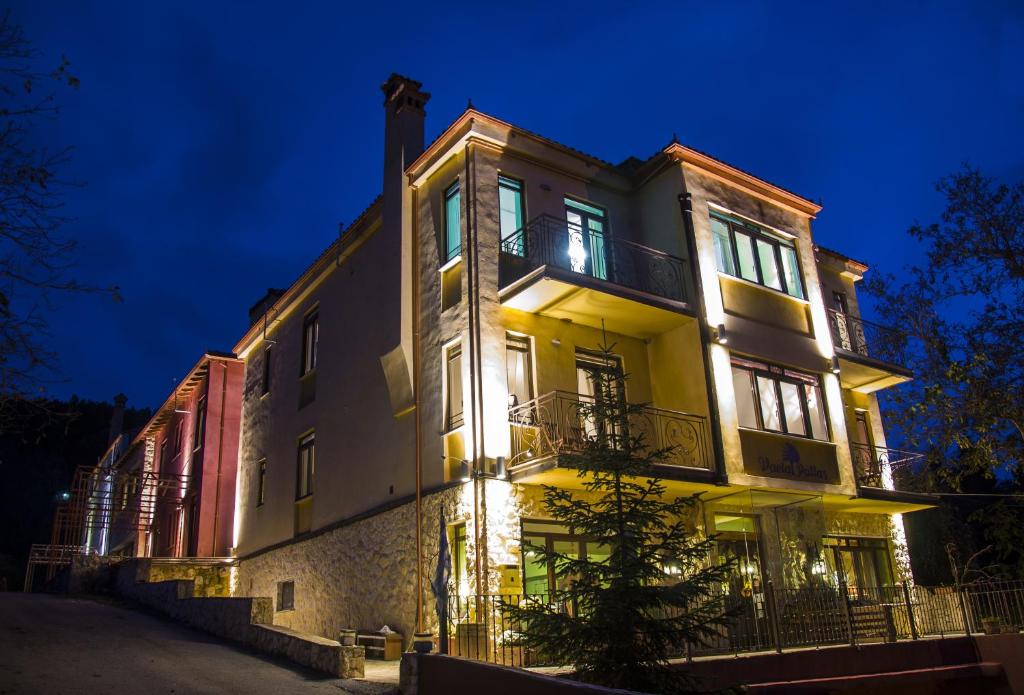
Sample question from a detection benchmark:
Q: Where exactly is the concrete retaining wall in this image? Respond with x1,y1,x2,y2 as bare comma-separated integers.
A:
114,560,363,678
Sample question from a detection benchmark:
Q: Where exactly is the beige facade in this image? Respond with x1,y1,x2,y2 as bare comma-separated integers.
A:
231,75,931,644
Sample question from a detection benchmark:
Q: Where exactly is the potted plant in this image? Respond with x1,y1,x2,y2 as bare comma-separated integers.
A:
339,628,357,646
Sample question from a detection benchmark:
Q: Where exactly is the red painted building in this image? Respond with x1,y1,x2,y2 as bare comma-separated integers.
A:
99,352,244,558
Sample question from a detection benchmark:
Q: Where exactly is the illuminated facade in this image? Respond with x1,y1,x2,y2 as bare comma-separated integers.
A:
80,352,244,559
229,75,933,644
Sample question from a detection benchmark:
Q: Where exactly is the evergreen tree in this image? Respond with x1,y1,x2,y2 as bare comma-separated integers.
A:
508,341,734,694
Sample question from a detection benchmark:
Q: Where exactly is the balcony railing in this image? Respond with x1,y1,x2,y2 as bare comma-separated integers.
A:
508,390,711,472
849,443,924,489
827,308,907,367
500,214,688,304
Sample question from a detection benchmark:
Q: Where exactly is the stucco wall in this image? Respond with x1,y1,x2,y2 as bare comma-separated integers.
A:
235,216,416,557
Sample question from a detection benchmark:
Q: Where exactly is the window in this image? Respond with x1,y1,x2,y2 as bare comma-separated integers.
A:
444,181,461,261
710,212,805,299
730,358,829,440
498,176,524,254
451,523,468,595
276,580,294,611
521,519,611,595
445,343,464,430
174,420,183,455
256,459,267,507
192,395,206,451
261,344,272,395
506,334,533,408
824,537,894,592
296,433,314,500
301,311,318,376
565,198,608,280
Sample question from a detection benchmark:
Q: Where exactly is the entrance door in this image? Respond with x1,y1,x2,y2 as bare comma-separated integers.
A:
565,198,608,280
714,513,770,649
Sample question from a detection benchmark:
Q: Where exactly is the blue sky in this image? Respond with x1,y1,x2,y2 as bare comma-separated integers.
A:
12,0,1024,409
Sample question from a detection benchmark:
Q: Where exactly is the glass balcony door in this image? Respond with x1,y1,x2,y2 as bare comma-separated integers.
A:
565,198,608,280
575,351,624,443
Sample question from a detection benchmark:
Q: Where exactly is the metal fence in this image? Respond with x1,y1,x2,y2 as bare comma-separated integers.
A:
499,214,689,304
826,308,907,366
507,390,712,473
445,579,1024,666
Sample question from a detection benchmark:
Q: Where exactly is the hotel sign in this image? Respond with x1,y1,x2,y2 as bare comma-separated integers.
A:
739,429,841,485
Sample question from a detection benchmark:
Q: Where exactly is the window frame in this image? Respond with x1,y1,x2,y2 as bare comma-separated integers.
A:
498,174,525,253
174,420,183,456
295,432,315,501
731,357,830,441
192,395,207,451
261,344,272,396
710,211,805,299
505,333,534,408
444,342,464,432
256,458,267,507
276,580,295,611
444,180,462,262
300,310,319,377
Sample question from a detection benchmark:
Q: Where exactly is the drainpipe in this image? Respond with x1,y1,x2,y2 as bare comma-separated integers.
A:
210,361,228,556
678,192,728,485
463,140,487,598
413,179,425,636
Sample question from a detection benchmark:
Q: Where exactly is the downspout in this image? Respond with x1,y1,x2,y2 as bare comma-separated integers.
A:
413,180,425,635
463,139,486,597
211,361,229,556
678,191,728,485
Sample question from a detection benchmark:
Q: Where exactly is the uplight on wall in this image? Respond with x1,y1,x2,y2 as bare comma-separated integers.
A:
829,355,841,375
458,459,472,482
711,323,728,345
495,456,507,480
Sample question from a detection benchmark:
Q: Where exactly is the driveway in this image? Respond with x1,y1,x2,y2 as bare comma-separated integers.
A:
0,593,395,695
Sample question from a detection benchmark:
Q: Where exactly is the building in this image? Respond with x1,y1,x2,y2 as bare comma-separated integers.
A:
229,74,933,645
72,352,244,560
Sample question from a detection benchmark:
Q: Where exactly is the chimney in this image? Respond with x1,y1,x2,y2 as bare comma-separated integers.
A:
380,74,429,239
108,393,127,446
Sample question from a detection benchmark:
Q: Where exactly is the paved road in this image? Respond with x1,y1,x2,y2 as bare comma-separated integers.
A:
0,593,391,695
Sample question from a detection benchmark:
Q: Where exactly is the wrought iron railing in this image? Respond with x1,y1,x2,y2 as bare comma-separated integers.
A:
849,443,924,489
507,390,711,472
827,308,907,367
444,579,1024,666
500,214,689,303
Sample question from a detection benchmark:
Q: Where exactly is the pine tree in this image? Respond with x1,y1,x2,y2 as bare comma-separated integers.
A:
507,341,735,694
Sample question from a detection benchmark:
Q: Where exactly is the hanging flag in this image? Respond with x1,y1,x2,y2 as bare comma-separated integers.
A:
430,509,452,626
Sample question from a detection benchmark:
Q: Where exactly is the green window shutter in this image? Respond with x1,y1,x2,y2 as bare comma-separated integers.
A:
444,182,461,261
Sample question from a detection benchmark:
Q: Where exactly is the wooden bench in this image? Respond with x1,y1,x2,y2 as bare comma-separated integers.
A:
356,630,403,660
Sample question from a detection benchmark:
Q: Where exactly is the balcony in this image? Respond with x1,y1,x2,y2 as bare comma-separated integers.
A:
827,309,912,393
499,215,694,338
849,442,934,510
507,390,713,484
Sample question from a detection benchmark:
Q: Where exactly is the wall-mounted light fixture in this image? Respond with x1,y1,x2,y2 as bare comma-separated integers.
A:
830,355,841,375
495,456,507,480
711,323,728,345
507,394,518,408
458,459,472,482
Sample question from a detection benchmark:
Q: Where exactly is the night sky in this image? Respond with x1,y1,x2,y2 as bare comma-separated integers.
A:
12,1,1024,411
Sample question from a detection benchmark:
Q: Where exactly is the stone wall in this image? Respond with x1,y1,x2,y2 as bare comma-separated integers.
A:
114,560,363,678
237,484,468,646
140,558,233,597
